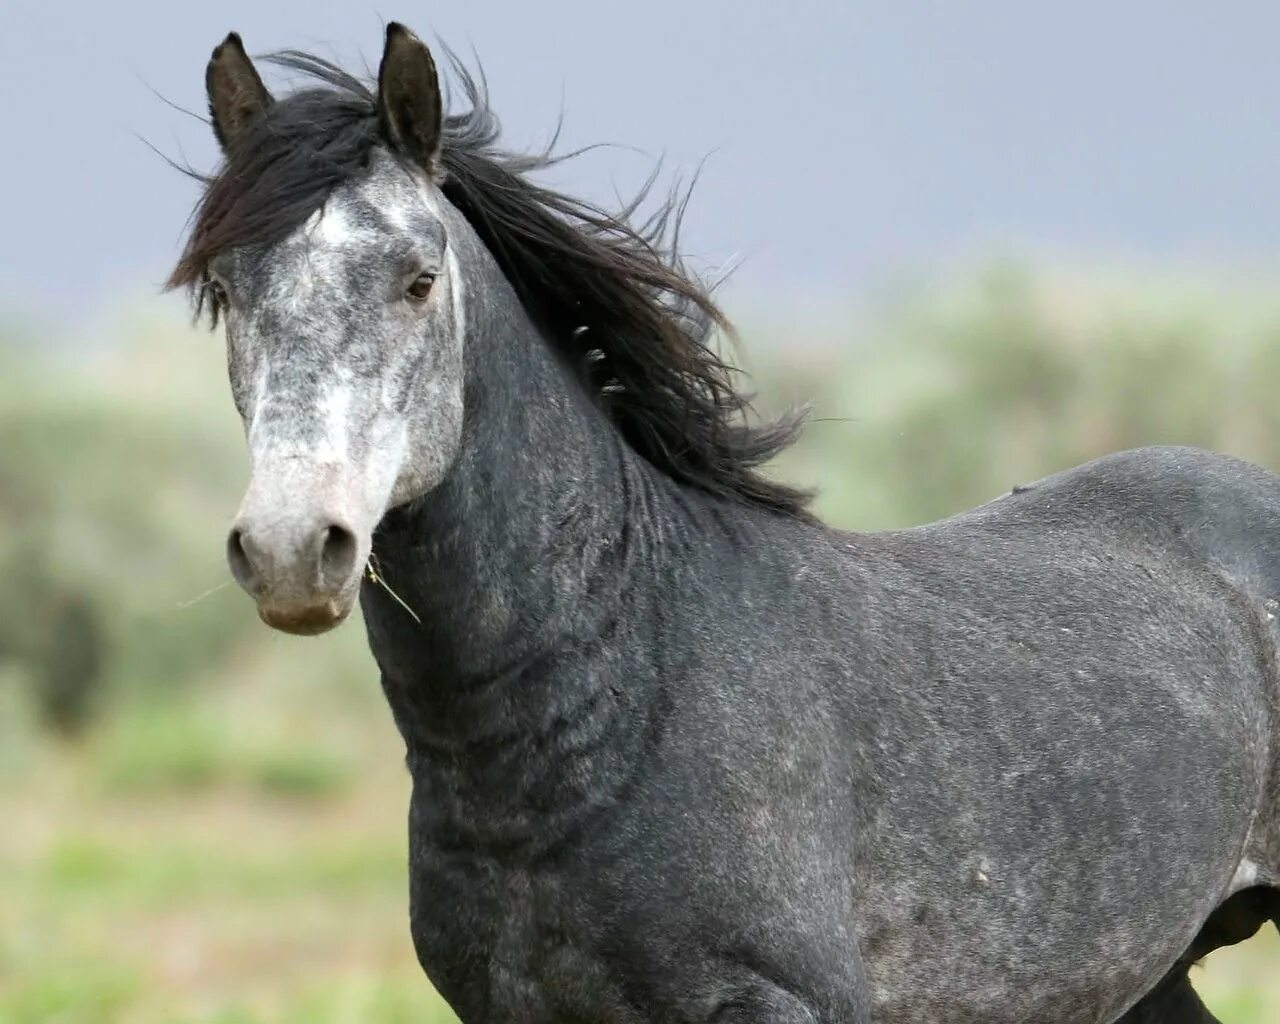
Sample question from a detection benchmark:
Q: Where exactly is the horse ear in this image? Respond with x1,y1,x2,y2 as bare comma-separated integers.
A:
206,33,273,153
377,23,444,179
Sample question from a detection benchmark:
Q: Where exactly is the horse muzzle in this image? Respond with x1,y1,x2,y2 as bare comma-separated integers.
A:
226,509,366,636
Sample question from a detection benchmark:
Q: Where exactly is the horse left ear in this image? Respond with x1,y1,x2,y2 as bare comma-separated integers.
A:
377,23,444,179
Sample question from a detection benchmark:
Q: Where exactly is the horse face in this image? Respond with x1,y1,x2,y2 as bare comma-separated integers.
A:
217,156,464,633
204,27,463,635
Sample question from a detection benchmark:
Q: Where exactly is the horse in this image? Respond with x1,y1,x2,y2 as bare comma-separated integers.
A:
169,23,1280,1023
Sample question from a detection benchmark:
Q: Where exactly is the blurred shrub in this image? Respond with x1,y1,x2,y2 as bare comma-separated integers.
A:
0,320,251,734
0,543,106,735
94,708,226,793
33,593,105,735
248,749,353,798
762,263,1280,529
94,706,354,799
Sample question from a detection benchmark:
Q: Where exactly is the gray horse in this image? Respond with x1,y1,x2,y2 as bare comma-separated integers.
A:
170,23,1279,1023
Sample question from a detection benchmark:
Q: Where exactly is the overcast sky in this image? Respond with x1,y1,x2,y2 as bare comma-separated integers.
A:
4,2,1280,330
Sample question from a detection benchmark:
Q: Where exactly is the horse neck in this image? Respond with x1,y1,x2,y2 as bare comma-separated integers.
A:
360,226,689,769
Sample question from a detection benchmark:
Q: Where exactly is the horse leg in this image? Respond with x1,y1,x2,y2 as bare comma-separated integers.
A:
1114,972,1221,1024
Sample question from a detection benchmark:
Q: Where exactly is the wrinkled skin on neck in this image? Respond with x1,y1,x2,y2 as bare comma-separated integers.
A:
216,150,466,632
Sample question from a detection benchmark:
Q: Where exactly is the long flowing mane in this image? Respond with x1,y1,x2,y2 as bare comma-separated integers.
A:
169,48,811,516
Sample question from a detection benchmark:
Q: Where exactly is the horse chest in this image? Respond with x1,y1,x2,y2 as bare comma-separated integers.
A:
408,844,639,1023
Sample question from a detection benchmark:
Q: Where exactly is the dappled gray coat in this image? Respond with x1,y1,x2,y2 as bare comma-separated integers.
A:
176,23,1279,1024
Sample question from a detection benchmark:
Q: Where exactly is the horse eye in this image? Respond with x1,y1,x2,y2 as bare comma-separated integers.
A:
406,272,436,301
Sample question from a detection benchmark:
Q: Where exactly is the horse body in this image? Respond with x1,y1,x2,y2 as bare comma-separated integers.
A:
174,23,1280,1022
366,294,1280,1022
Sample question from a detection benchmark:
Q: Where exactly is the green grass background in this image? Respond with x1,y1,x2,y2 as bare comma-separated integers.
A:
2,263,1278,1021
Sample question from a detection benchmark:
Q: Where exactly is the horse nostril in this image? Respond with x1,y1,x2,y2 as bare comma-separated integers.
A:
227,526,264,594
320,523,358,583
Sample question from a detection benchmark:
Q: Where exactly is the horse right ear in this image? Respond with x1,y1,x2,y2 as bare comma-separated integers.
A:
377,23,444,180
206,32,274,153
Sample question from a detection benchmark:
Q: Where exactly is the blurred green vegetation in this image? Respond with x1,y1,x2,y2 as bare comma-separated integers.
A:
2,265,1279,1021
766,263,1280,531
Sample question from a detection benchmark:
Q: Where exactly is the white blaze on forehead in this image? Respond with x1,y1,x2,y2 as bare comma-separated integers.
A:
274,199,365,309
383,198,412,233
313,202,355,248
291,198,362,256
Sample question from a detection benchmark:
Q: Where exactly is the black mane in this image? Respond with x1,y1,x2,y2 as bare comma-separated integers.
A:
169,48,811,516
